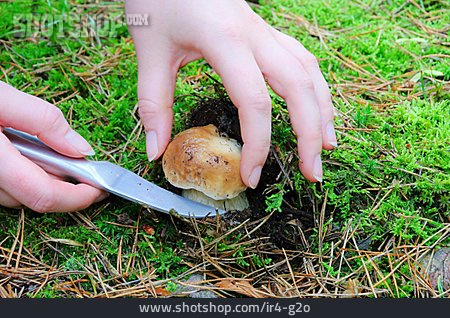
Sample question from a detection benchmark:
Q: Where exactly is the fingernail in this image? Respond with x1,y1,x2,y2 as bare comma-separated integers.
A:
95,192,110,203
146,130,158,161
248,165,262,189
65,129,95,156
326,121,338,147
313,155,323,182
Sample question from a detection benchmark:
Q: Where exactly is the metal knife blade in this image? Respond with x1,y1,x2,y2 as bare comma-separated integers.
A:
83,161,223,217
4,128,224,218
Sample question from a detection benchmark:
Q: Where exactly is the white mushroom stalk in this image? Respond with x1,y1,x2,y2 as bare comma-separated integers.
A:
162,124,249,211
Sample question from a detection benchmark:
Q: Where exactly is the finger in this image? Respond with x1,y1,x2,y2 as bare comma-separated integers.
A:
0,133,106,212
133,49,177,161
45,173,109,204
202,44,271,189
0,188,21,208
271,30,337,149
0,82,94,157
253,40,323,182
47,174,65,182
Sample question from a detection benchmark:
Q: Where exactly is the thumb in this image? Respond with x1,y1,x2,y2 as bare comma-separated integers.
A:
136,61,177,161
0,82,94,158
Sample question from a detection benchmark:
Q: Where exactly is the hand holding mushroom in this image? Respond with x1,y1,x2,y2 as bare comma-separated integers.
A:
126,0,337,188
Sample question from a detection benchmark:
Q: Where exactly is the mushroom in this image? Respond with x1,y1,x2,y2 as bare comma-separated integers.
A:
162,124,249,211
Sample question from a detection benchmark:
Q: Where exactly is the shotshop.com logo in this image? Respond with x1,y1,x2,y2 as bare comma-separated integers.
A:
11,13,149,38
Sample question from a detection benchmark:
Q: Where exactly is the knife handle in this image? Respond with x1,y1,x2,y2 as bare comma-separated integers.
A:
3,128,106,189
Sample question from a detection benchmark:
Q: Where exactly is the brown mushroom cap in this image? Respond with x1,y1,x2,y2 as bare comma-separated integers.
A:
162,124,247,200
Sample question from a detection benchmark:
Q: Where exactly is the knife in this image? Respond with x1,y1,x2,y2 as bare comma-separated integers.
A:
3,128,224,218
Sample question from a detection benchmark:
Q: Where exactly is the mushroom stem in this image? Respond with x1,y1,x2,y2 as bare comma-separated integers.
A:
182,189,249,211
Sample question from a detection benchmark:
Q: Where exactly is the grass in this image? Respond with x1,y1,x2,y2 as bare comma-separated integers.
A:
0,0,449,298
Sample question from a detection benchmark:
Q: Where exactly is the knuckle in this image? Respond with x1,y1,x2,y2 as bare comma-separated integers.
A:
299,127,322,142
139,97,171,111
287,75,315,91
138,98,171,119
246,92,272,113
29,190,55,213
248,12,265,28
215,22,244,42
302,53,319,68
76,200,92,212
249,140,271,156
43,105,65,132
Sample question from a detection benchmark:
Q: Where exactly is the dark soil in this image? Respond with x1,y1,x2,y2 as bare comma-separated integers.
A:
186,97,242,143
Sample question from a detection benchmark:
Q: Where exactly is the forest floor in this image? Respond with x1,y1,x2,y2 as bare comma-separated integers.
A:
0,0,448,298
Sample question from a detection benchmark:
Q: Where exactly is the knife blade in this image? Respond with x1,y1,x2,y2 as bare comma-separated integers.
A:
3,128,224,218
